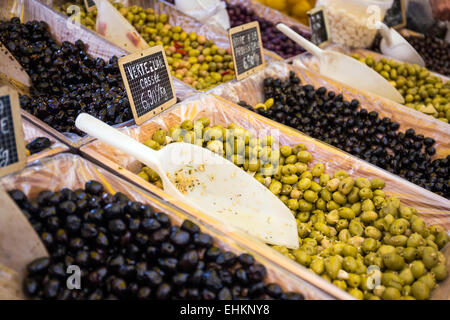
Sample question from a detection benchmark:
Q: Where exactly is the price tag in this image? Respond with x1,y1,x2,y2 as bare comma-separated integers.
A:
0,86,26,178
84,0,96,13
307,7,331,48
383,0,406,29
229,21,265,81
118,45,177,125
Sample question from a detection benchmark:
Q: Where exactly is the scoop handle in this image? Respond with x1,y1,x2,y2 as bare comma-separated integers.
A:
75,113,161,172
376,21,393,46
276,23,323,57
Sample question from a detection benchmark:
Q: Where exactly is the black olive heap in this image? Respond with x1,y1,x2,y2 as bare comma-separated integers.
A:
242,72,449,199
225,2,309,59
9,181,304,300
0,18,131,136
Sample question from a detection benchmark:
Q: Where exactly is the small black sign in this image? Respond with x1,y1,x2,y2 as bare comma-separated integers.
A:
84,0,96,12
229,21,265,81
383,0,406,29
118,45,176,125
0,86,26,177
307,7,330,47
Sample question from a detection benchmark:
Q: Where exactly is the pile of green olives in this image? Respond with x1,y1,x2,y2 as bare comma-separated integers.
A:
137,117,449,300
353,54,450,123
112,3,235,90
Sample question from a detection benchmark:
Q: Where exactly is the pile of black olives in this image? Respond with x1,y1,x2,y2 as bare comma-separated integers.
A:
0,18,132,136
242,72,449,199
225,2,309,59
9,181,304,300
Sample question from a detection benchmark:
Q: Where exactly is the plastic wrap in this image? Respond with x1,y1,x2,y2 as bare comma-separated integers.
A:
0,0,197,148
0,153,334,300
174,0,230,30
22,115,69,164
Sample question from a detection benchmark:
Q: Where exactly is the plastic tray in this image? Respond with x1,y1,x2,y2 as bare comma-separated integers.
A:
79,92,449,299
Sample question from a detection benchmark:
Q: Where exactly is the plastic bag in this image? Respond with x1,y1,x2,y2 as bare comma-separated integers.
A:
175,0,230,30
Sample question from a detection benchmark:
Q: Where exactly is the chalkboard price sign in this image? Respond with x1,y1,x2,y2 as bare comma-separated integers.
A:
229,21,265,81
0,86,26,178
307,7,330,48
383,0,406,29
84,0,96,13
119,45,176,125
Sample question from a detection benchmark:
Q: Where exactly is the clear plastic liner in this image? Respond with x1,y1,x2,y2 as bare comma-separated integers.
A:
0,153,334,300
22,116,69,164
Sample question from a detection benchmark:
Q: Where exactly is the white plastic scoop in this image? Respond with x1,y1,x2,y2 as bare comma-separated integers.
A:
277,23,405,104
377,22,425,66
75,113,299,248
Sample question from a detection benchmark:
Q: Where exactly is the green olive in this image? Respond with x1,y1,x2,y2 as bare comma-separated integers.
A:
411,280,430,300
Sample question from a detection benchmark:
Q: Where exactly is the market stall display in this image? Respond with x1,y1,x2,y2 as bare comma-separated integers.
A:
79,93,449,299
0,0,449,303
0,154,328,300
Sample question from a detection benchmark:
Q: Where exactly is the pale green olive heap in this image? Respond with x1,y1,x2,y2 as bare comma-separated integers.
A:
137,117,449,300
112,3,235,90
352,54,450,123
54,1,97,30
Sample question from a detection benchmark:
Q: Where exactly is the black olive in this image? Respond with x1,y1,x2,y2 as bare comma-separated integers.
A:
178,250,199,271
193,232,213,248
181,219,200,234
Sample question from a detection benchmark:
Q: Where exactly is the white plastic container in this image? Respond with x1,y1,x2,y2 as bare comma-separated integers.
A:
318,0,393,48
